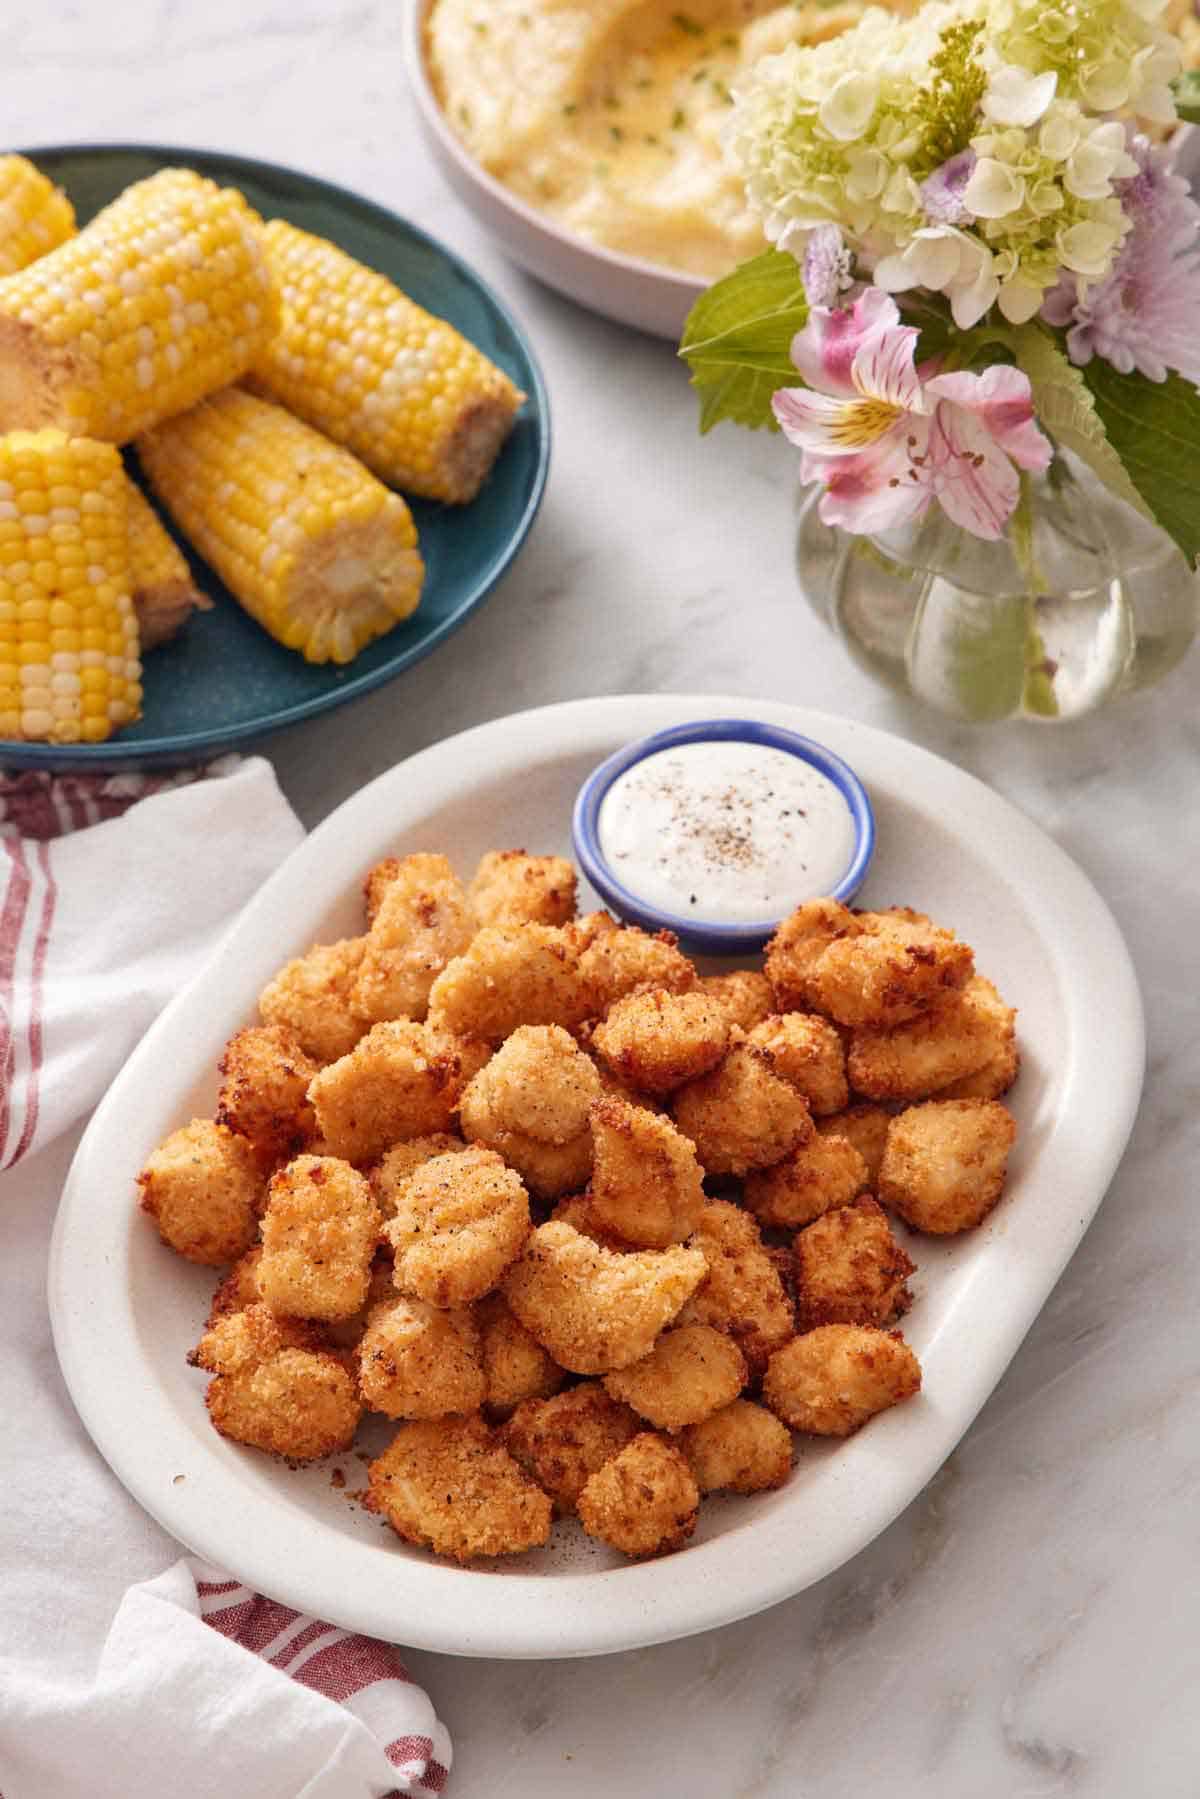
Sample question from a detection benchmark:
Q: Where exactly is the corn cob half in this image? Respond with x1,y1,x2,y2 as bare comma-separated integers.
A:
124,474,210,651
0,430,141,743
138,388,424,665
0,168,278,444
247,219,523,505
0,155,76,278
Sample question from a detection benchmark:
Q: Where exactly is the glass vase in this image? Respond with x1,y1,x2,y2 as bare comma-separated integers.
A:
795,451,1198,722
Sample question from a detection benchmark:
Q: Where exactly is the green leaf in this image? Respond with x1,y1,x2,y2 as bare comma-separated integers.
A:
1173,70,1200,123
1083,360,1200,568
679,249,809,433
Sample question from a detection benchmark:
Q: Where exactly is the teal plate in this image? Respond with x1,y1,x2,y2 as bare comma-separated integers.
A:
0,144,551,772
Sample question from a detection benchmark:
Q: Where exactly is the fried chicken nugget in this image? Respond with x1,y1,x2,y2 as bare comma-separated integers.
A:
549,1191,631,1252
191,1303,361,1462
371,1133,469,1222
591,988,729,1098
362,856,402,924
676,1200,794,1379
936,1037,1020,1100
697,970,775,1032
385,1146,531,1307
814,1104,893,1189
846,975,1015,1102
427,924,590,1044
462,1025,601,1144
764,898,861,1011
469,849,578,928
357,1295,485,1419
671,1032,812,1176
258,1154,380,1321
499,1382,641,1512
137,1118,264,1266
878,1097,1016,1233
806,914,975,1030
216,1024,318,1163
588,1096,705,1248
308,1019,485,1164
747,1013,849,1116
258,937,367,1065
577,1433,699,1558
680,1398,793,1494
366,1414,553,1561
206,1245,263,1326
763,1325,922,1436
578,924,697,1014
742,1131,868,1230
792,1195,915,1330
603,1324,746,1431
351,852,475,1025
475,1292,567,1417
502,1221,707,1374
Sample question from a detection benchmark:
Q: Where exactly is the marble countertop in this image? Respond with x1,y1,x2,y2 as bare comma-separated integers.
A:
9,4,1200,1794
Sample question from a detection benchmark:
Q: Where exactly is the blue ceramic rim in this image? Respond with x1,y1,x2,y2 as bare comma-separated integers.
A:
571,718,876,955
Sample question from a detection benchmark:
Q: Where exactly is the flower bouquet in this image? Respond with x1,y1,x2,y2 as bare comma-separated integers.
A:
680,0,1200,719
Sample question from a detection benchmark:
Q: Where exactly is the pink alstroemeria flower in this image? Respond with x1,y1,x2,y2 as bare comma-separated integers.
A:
772,290,1052,539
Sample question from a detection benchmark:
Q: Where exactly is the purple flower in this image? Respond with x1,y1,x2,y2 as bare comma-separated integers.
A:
921,151,977,227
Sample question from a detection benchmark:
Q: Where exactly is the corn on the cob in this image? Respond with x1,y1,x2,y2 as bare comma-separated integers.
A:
138,388,424,665
124,474,210,651
0,168,278,444
247,219,523,505
0,155,76,278
0,430,141,743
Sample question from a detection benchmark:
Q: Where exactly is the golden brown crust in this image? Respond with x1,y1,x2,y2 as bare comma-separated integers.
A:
576,1433,699,1558
805,915,974,1030
193,1303,361,1463
469,850,578,929
846,975,1014,1102
365,1414,553,1561
258,1154,380,1321
307,1018,482,1163
591,988,728,1096
680,1398,793,1494
499,1382,640,1512
357,1295,485,1419
474,1292,567,1417
457,1025,599,1199
137,1118,263,1266
206,1246,264,1327
763,1325,922,1436
747,1012,849,1116
385,1145,531,1308
370,1133,468,1222
697,970,775,1033
764,899,860,1011
258,937,367,1065
878,1098,1017,1234
742,1131,868,1230
588,1095,705,1248
427,923,590,1043
351,852,474,1025
676,1200,795,1379
362,857,402,925
602,1324,746,1431
216,1023,318,1163
671,1033,812,1176
814,1104,894,1188
578,923,697,1016
792,1195,915,1330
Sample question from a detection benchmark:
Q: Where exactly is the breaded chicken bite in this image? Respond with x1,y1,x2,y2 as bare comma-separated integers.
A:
258,1154,380,1321
765,898,861,1011
362,856,402,924
549,1191,631,1252
806,916,974,1030
676,1200,794,1379
351,853,474,1025
459,1025,601,1199
590,1055,668,1115
577,1433,699,1558
366,1414,553,1561
500,1382,640,1512
936,1037,1020,1099
191,1302,361,1462
747,1013,849,1116
846,975,1014,1102
258,937,367,1065
206,1245,263,1326
385,1146,530,1307
502,1221,707,1374
475,1292,567,1418
324,1252,397,1350
138,1118,264,1266
588,1096,705,1248
763,1325,922,1436
792,1195,915,1329
672,1032,812,1176
743,1131,868,1230
427,924,590,1044
697,969,775,1032
680,1398,793,1495
216,1024,318,1163
603,1324,746,1431
469,850,577,929
578,924,697,1014
308,1019,484,1164
592,989,729,1097
566,909,618,952
878,1098,1016,1233
371,1133,469,1222
357,1295,485,1419
814,1104,893,1189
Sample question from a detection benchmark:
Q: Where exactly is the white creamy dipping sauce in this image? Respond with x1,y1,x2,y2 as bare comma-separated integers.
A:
597,740,858,926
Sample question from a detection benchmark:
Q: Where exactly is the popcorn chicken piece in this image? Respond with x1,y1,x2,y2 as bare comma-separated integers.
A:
671,1033,812,1176
500,1382,640,1512
603,1324,746,1431
936,1037,1020,1099
590,1055,668,1115
258,937,367,1065
385,1146,531,1307
676,1200,794,1379
325,1252,398,1349
137,1118,264,1266
792,1195,914,1329
814,1104,893,1188
747,1012,849,1116
475,1292,567,1418
765,898,861,1011
592,989,729,1097
579,924,697,1013
258,1154,380,1321
577,1434,699,1558
462,1025,601,1144
846,975,1013,1101
427,924,590,1043
371,1133,468,1221
806,914,975,1030
216,1024,318,1163
743,1131,868,1230
549,1191,631,1252
191,1303,361,1462
503,1221,707,1374
878,1098,1016,1233
566,909,618,952
362,856,403,924
680,1398,793,1494
351,853,474,1025
469,849,577,928
588,1096,705,1248
763,1325,922,1436
366,1414,553,1561
697,970,775,1032
206,1245,263,1326
358,1295,485,1419
308,1019,484,1163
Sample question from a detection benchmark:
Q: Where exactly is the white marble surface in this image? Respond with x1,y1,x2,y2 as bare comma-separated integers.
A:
8,4,1200,1794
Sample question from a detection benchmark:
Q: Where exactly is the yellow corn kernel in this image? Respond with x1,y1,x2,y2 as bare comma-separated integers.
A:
123,474,210,651
0,156,76,277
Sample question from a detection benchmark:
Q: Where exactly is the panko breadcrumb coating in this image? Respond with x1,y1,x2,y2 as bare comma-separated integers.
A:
588,1096,705,1248
814,1104,893,1189
137,1118,264,1266
603,1324,746,1431
805,914,974,1030
366,1414,553,1561
500,1381,641,1512
502,1221,707,1374
385,1146,530,1307
672,1032,812,1176
216,1024,318,1163
697,970,775,1032
357,1295,485,1418
566,909,618,952
576,1433,699,1558
680,1398,793,1494
764,898,860,1011
747,1013,849,1116
675,1200,794,1379
191,1303,361,1462
258,937,367,1065
474,1292,567,1417
763,1325,922,1436
792,1195,915,1330
743,1131,868,1230
371,1133,468,1221
879,1098,1016,1234
578,924,697,1013
549,1191,632,1251
846,975,1014,1102
206,1245,263,1326
469,849,577,928
308,1018,484,1164
591,988,729,1097
362,856,402,924
427,923,590,1043
936,1037,1020,1099
462,1025,601,1145
258,1154,380,1321
351,853,474,1025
